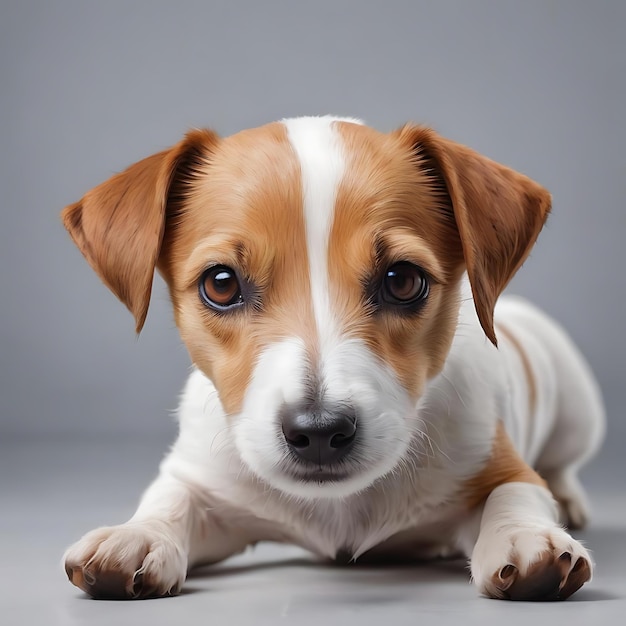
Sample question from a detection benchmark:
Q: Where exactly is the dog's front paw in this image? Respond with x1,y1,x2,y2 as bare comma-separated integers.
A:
471,526,592,601
63,522,187,599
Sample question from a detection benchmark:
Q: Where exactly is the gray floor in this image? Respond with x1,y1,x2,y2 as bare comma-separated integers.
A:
2,438,625,626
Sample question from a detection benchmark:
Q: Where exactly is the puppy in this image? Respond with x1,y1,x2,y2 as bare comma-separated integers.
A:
62,116,605,601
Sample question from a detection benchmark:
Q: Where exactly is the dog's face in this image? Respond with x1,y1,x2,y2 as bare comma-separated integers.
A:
63,117,550,499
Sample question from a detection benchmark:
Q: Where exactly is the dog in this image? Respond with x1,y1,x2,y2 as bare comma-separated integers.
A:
62,116,605,601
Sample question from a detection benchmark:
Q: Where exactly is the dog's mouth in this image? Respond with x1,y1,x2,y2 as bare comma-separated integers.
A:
288,468,352,484
241,435,408,499
280,453,355,484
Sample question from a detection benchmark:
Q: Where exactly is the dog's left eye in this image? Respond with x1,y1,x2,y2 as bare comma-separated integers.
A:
199,265,244,310
379,262,429,307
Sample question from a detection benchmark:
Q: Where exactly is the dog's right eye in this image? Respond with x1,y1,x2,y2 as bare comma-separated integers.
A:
378,262,430,311
199,266,244,311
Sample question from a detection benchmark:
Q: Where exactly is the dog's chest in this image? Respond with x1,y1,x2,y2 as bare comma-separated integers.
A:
236,466,466,560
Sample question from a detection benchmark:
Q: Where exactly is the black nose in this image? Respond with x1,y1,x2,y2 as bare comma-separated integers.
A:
282,409,357,466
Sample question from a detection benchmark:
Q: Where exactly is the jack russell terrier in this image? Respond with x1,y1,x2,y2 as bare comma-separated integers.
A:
62,116,605,601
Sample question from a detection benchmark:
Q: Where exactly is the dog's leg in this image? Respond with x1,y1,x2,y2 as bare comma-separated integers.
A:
468,481,592,601
460,423,593,601
63,472,250,599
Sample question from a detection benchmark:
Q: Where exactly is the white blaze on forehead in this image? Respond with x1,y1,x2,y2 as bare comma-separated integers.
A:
282,116,361,349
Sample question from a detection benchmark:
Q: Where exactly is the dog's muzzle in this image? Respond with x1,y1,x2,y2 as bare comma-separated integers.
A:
281,405,357,467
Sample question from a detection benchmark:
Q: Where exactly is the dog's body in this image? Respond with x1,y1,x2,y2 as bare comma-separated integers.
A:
62,117,604,601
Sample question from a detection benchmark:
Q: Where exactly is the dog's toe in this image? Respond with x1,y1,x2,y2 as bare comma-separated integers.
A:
473,526,593,601
489,550,591,601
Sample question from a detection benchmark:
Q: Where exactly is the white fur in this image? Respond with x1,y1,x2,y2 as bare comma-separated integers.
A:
64,118,605,601
234,337,309,488
282,116,346,351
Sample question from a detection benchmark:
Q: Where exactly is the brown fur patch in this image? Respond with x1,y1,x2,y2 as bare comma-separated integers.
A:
464,422,546,510
329,122,465,398
394,125,552,345
160,123,314,414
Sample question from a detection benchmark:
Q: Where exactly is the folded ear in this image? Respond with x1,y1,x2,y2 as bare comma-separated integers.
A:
62,129,218,332
397,125,551,345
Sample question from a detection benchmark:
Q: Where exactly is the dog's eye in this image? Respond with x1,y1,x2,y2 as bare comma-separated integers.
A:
199,266,243,310
380,262,429,307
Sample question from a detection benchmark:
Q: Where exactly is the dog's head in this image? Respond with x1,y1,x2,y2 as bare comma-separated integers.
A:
63,117,550,499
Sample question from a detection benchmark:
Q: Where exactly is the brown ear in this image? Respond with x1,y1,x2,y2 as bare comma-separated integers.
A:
62,129,218,332
398,125,551,345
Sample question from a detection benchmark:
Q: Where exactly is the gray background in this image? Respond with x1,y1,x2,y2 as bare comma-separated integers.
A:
1,1,625,624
